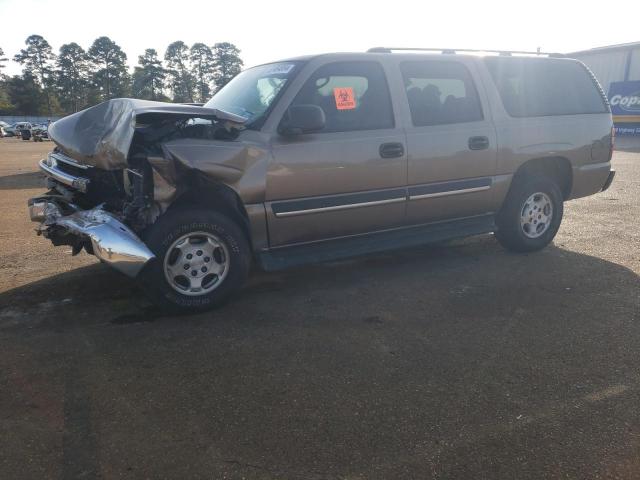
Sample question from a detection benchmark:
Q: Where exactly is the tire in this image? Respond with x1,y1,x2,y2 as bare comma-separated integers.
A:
495,175,564,253
137,208,251,313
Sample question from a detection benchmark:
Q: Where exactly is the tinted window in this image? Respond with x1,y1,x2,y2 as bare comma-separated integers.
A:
290,62,394,133
484,57,609,117
401,61,484,127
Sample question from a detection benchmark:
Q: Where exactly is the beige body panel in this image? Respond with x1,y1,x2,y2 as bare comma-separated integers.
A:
158,53,614,252
267,129,407,246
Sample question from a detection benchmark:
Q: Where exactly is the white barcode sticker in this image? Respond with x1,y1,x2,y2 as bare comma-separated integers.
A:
264,63,295,75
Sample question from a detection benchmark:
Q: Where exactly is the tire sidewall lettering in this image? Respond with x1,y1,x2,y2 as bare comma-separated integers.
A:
141,209,250,312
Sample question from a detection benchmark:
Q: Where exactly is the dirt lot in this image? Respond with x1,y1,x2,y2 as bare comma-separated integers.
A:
0,138,638,479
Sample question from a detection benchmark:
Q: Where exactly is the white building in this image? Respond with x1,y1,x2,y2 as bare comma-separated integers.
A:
569,42,640,95
570,42,640,135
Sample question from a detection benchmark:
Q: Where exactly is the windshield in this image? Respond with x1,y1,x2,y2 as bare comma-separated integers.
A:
204,61,300,128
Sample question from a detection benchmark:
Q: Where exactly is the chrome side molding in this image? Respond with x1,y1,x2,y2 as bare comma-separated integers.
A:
274,197,405,217
409,185,491,201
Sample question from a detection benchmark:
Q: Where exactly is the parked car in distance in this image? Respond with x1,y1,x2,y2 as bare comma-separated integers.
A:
32,124,50,141
28,48,615,313
20,127,33,141
3,124,18,137
8,122,33,140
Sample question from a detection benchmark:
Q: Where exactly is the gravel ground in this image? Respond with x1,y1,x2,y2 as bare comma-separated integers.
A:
0,137,638,479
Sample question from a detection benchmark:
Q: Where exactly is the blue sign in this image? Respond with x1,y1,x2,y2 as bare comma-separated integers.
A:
608,80,640,135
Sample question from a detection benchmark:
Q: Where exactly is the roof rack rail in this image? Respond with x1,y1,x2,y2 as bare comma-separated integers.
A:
367,47,565,57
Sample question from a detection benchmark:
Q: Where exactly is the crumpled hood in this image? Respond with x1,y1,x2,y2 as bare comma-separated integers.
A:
48,98,246,170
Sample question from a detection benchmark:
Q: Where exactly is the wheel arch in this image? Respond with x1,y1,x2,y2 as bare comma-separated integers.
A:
511,156,573,200
168,174,252,246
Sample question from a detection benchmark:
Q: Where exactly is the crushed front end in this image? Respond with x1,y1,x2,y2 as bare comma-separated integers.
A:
27,98,247,278
29,150,155,277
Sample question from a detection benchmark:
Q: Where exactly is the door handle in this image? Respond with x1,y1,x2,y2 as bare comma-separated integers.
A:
379,142,405,158
468,136,489,150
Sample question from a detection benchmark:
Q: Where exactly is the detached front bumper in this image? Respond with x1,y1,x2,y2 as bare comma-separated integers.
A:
28,199,155,278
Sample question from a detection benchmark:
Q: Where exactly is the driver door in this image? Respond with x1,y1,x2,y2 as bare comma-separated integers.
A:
264,60,408,247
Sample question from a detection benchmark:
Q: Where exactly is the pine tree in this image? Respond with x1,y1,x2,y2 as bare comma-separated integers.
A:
13,35,56,115
88,36,130,101
132,48,166,100
55,43,90,113
164,41,194,102
0,47,7,72
190,43,215,103
212,42,243,91
6,73,48,115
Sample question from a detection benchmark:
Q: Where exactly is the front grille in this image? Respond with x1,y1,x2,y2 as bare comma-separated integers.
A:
55,159,86,177
49,152,91,175
43,151,126,208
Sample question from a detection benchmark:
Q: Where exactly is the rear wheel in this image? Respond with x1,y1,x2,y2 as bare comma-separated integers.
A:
495,175,564,253
137,209,251,313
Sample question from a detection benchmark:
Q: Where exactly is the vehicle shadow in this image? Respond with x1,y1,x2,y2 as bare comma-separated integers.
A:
0,235,637,331
0,171,44,190
2,236,639,479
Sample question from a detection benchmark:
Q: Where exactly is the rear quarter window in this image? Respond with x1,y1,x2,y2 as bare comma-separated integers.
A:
484,57,609,117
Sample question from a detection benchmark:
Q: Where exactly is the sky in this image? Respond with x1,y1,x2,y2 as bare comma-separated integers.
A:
1,0,639,76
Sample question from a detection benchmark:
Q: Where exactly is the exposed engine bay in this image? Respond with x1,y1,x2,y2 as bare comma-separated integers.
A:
30,99,249,275
48,117,240,229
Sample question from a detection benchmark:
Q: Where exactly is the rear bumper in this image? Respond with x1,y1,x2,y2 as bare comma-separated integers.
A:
570,162,614,199
601,170,616,192
28,199,155,278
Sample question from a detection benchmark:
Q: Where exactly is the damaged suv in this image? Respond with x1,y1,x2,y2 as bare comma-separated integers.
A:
29,50,615,313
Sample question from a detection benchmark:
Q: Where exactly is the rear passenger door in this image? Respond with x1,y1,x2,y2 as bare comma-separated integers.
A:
400,59,498,224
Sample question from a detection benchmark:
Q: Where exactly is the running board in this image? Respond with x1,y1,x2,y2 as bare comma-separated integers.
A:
258,214,496,271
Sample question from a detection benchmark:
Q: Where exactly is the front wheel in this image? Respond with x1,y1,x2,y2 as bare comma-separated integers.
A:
137,209,251,313
495,175,564,253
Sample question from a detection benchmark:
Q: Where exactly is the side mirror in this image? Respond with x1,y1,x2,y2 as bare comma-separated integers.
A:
279,104,325,135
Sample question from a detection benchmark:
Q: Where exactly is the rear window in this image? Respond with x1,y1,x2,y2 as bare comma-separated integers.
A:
484,57,609,117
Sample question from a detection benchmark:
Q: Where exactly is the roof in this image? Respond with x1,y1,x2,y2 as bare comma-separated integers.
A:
569,41,640,56
268,51,571,67
268,54,317,64
266,45,640,65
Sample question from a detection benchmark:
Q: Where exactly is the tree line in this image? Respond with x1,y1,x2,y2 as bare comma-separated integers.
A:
0,35,244,116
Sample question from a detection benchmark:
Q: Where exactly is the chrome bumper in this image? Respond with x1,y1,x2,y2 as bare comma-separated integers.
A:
28,200,155,278
39,152,90,193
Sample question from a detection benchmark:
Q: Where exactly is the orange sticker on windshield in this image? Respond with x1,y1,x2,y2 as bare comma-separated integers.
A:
334,87,356,110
